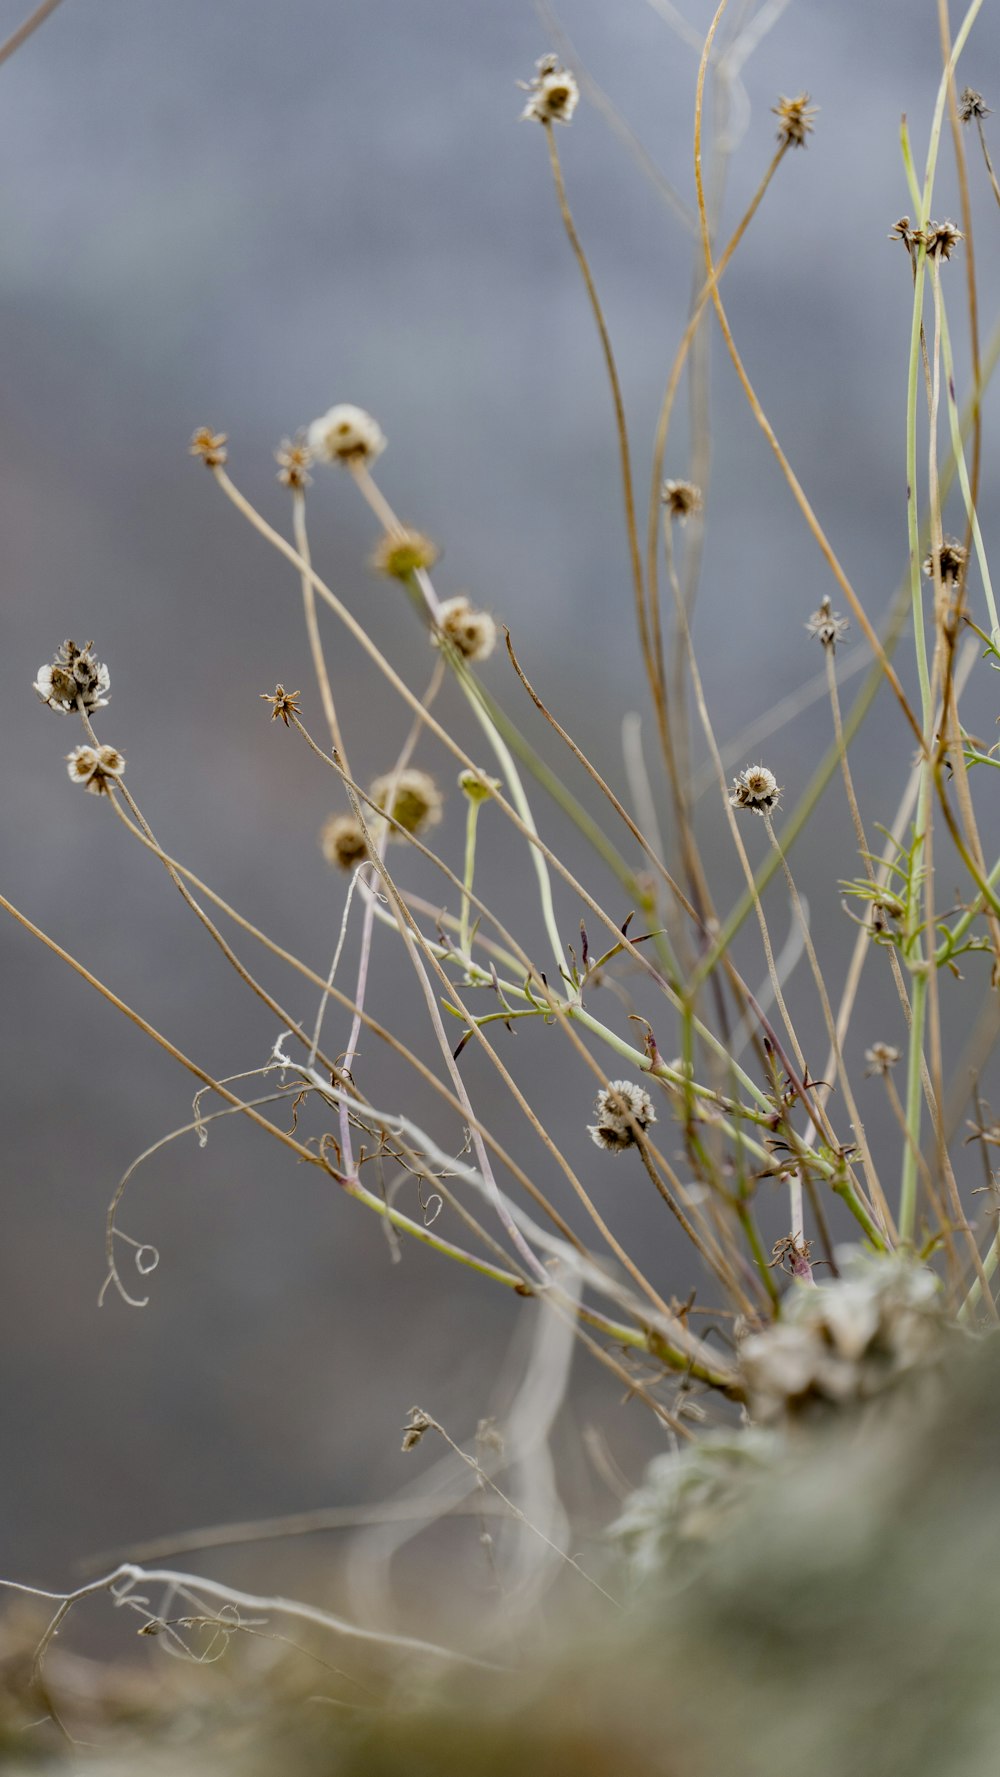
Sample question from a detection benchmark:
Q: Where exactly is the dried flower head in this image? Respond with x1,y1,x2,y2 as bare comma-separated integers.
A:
889,216,917,251
923,538,967,583
729,764,781,816
370,767,443,837
519,55,579,126
307,404,386,468
370,528,439,581
661,479,703,523
959,87,990,123
319,812,369,872
919,219,963,261
34,640,110,715
66,743,125,795
401,1408,432,1452
189,427,228,468
434,596,497,664
588,1080,656,1154
864,1042,901,1077
260,684,302,726
772,93,817,149
458,768,502,804
739,1249,943,1424
275,435,313,490
805,595,849,651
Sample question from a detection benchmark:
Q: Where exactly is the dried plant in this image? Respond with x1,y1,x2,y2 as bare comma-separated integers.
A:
5,0,1000,1764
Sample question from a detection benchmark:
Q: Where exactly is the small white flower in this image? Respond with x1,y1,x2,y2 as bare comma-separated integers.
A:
34,663,73,710
661,480,703,523
729,764,781,816
307,404,386,468
435,597,497,663
519,55,579,126
864,1042,901,1077
34,641,110,715
805,596,849,650
66,743,125,795
588,1079,656,1153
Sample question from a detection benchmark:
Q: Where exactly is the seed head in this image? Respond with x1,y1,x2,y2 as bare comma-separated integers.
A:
918,219,963,261
588,1080,656,1154
401,1408,432,1452
34,641,110,715
275,435,313,490
729,764,781,816
370,767,443,837
772,93,817,149
434,596,497,664
661,479,703,523
959,87,990,123
805,595,848,651
260,684,302,726
865,1042,901,1077
66,743,125,795
923,538,967,584
458,768,502,804
320,813,369,872
307,404,386,468
189,427,228,468
519,55,579,126
370,528,439,581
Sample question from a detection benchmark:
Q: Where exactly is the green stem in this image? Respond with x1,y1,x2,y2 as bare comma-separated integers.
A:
347,1179,736,1386
736,1196,782,1309
941,848,1000,952
459,796,480,968
832,1182,889,1251
692,274,1000,993
899,968,927,1245
454,662,564,973
921,0,985,216
937,281,999,638
905,253,933,732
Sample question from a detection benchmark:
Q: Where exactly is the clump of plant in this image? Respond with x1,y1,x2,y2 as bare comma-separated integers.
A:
5,0,1000,1758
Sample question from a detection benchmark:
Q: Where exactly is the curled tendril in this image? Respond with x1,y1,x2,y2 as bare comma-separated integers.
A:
417,1178,443,1228
99,1229,161,1309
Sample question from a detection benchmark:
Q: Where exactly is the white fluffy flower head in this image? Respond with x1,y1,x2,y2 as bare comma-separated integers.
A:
66,743,125,795
729,764,781,816
588,1079,656,1153
307,404,386,468
435,596,497,663
519,55,579,125
34,640,110,715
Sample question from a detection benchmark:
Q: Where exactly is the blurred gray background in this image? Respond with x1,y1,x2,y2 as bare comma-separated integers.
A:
3,0,1000,1625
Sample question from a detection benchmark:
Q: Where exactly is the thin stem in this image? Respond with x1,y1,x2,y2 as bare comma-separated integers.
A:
762,822,887,1228
293,490,348,765
692,3,923,751
0,890,331,1173
459,794,481,967
540,121,647,714
0,0,65,70
938,0,983,566
936,268,999,637
899,970,928,1245
345,466,567,976
646,143,785,700
974,114,1000,208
